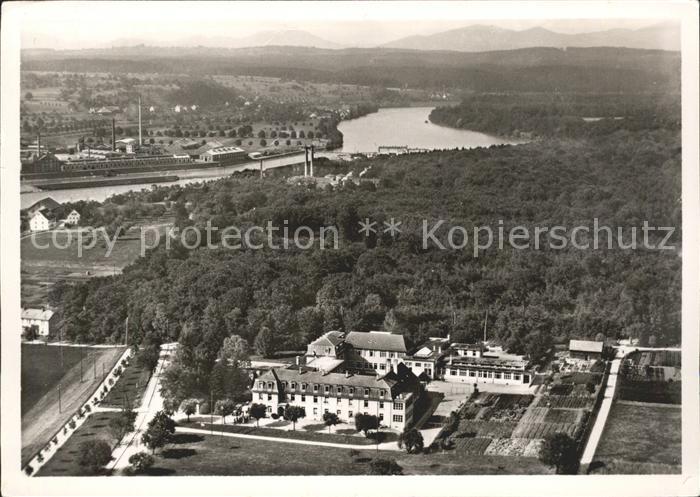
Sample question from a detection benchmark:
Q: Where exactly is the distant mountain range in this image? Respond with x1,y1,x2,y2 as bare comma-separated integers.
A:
23,23,679,53
104,30,342,50
381,22,679,52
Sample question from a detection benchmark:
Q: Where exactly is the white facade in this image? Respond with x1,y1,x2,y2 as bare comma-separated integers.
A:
29,211,51,232
21,308,55,336
64,210,81,225
254,382,415,431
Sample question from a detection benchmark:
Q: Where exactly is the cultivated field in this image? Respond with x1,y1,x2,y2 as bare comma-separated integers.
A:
618,350,681,404
21,224,166,308
591,402,681,474
21,344,125,465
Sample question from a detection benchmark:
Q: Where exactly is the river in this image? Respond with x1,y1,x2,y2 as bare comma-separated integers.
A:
338,107,523,153
21,107,520,208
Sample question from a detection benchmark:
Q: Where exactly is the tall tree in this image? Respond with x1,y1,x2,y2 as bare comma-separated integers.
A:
539,432,579,474
141,410,175,454
254,326,277,358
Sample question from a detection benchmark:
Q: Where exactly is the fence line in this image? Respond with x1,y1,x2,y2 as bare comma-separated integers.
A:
22,348,133,476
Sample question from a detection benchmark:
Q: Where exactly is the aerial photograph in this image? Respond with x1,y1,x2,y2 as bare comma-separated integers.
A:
4,1,691,488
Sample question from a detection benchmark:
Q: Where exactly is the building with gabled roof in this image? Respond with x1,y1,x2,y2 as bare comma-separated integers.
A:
252,362,420,430
22,308,56,337
569,339,604,360
344,331,409,375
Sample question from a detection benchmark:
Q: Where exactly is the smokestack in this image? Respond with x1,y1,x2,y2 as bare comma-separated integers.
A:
304,146,309,177
138,96,142,148
310,145,314,177
111,118,116,152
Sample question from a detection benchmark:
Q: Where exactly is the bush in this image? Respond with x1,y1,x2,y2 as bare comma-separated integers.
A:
199,401,211,415
78,439,113,474
68,419,77,430
271,413,279,419
368,457,403,475
24,465,34,476
128,452,154,473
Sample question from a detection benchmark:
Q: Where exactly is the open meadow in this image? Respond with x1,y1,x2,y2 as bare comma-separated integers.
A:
590,402,681,474
21,344,125,465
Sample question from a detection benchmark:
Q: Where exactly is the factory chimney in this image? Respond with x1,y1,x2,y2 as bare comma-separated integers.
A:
310,145,315,177
111,118,116,151
138,96,142,148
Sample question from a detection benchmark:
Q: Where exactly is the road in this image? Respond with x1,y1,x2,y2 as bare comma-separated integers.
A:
579,357,621,465
106,343,176,472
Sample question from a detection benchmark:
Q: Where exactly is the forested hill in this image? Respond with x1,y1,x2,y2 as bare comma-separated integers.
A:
429,92,681,138
51,112,681,368
21,46,680,92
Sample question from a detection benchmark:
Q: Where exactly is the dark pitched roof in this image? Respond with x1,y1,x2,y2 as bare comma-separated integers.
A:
27,197,61,213
345,331,407,353
309,330,345,348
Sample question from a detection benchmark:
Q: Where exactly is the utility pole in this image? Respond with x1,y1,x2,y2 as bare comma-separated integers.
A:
483,308,489,343
124,315,129,347
210,390,214,435
80,345,84,382
138,95,142,147
58,383,62,413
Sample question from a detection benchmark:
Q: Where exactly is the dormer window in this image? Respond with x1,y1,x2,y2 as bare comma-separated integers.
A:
364,388,370,397
313,384,319,392
349,387,354,396
291,382,296,389
301,383,307,391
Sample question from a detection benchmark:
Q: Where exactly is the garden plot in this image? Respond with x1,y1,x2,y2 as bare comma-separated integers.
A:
450,436,493,455
485,438,542,457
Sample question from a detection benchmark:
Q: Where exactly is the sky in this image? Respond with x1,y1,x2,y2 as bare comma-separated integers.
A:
15,1,673,50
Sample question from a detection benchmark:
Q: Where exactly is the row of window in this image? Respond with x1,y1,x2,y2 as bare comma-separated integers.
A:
448,369,520,380
258,393,404,412
262,406,405,424
359,349,403,359
257,381,388,398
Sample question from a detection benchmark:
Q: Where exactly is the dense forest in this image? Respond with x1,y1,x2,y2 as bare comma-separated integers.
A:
49,92,682,404
22,46,679,92
430,92,681,138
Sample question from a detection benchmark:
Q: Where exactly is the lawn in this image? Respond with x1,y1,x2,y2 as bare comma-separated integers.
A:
100,361,152,409
591,402,681,474
187,421,395,445
37,411,122,476
22,345,125,465
22,344,90,412
134,431,553,476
